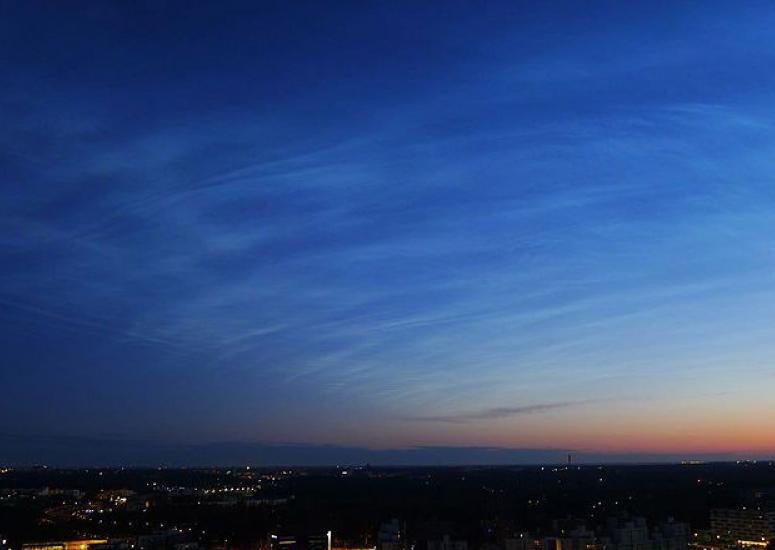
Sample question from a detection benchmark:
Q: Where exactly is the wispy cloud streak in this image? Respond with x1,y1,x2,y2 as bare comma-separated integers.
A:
2,1,775,454
404,402,590,424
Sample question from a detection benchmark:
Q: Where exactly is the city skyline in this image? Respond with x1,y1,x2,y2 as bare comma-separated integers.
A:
2,1,775,465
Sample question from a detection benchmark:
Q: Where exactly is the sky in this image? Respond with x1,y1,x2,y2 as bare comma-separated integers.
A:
2,1,775,466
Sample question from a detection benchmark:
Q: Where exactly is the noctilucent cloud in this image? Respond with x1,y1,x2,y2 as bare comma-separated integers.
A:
2,1,775,465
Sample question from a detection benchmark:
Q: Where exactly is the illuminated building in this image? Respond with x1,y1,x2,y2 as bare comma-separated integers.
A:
597,517,689,550
504,534,538,550
378,520,404,550
652,518,690,550
427,535,467,550
710,508,775,548
269,532,332,550
689,530,724,550
605,517,652,550
542,528,597,550
23,541,108,550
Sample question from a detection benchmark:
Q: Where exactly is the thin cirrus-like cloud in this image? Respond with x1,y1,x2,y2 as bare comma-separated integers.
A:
3,2,775,451
403,401,591,424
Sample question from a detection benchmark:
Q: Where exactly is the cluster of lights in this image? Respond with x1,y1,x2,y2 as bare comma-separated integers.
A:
201,486,256,494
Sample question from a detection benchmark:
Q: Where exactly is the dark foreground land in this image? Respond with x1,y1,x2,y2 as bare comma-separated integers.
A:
1,462,774,550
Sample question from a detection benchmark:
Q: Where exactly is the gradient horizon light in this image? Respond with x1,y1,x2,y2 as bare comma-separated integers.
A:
2,1,775,464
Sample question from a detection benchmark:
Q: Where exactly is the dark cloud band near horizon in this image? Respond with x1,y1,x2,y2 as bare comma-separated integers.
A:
1,434,768,468
402,402,589,423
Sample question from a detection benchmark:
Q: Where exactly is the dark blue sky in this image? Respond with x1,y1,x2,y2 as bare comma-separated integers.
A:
2,1,775,465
